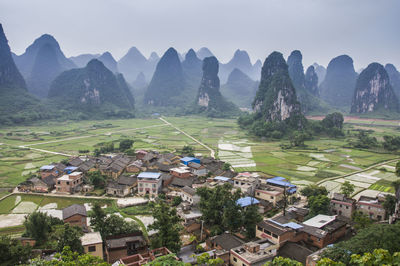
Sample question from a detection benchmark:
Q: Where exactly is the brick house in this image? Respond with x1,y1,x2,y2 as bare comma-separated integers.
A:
187,162,208,177
105,232,147,264
55,172,83,193
330,193,356,218
170,167,192,178
39,165,59,179
356,195,386,221
62,204,87,230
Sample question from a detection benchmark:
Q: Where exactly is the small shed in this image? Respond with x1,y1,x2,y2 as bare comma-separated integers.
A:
180,157,200,166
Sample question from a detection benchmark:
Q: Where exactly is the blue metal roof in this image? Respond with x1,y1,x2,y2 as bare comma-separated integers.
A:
180,157,198,162
214,176,230,182
40,165,54,170
138,172,161,179
64,166,78,171
236,197,260,207
270,176,286,181
267,178,296,188
283,222,303,229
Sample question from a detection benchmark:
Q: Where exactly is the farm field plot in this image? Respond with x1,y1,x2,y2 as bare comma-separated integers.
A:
0,116,399,195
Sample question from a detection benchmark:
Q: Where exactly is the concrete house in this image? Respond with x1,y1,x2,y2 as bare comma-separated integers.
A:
80,232,103,258
188,162,208,177
137,172,162,196
105,232,147,264
232,173,260,195
230,240,278,266
178,186,200,205
255,184,284,207
170,166,192,178
356,195,386,221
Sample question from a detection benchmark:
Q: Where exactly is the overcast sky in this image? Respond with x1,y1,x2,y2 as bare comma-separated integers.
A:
1,0,399,70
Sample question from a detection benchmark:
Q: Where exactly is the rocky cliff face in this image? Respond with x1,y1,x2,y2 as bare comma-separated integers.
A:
0,24,26,90
197,57,221,108
385,64,400,100
320,55,358,109
144,47,185,106
48,59,134,110
253,51,302,122
287,50,305,92
351,63,398,113
305,65,319,96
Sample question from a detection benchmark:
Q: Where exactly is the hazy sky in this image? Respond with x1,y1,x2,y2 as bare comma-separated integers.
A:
1,0,399,70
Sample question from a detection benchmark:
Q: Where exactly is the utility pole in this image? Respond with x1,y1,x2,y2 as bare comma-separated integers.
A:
200,220,204,241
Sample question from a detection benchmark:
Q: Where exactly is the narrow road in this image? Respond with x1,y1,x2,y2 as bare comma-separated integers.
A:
316,157,400,194
159,117,216,158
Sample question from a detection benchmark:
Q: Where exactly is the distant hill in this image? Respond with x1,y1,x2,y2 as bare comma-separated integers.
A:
13,34,76,98
118,47,158,84
48,59,134,116
320,55,358,110
287,50,330,114
220,68,258,108
312,63,326,85
0,24,52,125
182,48,203,95
195,56,239,117
196,47,214,60
220,49,254,83
97,52,118,73
69,53,100,67
385,64,400,101
351,63,398,114
144,47,185,106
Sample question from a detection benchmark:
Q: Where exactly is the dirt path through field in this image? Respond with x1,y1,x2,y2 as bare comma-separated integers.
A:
159,117,216,158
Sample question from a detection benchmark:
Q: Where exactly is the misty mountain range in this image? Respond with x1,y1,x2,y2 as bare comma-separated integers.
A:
2,24,400,125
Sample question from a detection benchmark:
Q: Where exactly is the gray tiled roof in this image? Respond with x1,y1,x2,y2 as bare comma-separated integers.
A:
62,204,87,220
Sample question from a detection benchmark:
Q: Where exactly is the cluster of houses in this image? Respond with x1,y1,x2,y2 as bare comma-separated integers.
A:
16,149,398,265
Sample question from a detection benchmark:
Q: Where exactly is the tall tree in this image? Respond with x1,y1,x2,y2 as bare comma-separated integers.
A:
383,194,397,218
340,181,355,197
243,204,262,238
23,211,63,245
0,236,32,265
148,200,183,253
50,224,84,253
307,195,330,218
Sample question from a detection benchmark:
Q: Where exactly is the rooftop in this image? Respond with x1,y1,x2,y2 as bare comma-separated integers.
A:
180,157,199,162
62,204,87,220
210,232,245,251
232,239,276,264
214,176,231,182
302,214,336,228
57,175,71,181
170,167,191,174
137,172,161,179
80,232,102,246
40,165,55,170
64,166,78,171
236,197,260,207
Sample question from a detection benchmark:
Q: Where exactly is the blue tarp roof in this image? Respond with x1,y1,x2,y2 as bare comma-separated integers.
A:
267,178,296,188
283,222,303,229
270,176,286,181
64,166,78,171
214,176,230,182
40,165,54,170
236,197,260,207
138,172,161,179
180,157,198,162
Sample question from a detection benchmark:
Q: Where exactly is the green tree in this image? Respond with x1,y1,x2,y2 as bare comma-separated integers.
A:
350,249,400,265
243,204,262,238
265,256,302,265
182,145,195,156
149,201,183,253
340,181,355,197
383,194,397,218
172,196,183,207
301,185,328,198
24,211,63,245
222,195,243,233
222,162,231,171
29,246,109,265
86,170,106,189
50,223,84,253
144,253,185,266
194,253,224,265
396,161,400,178
119,139,134,151
352,211,372,231
316,258,345,266
307,195,330,218
89,203,139,239
290,131,307,147
0,236,32,265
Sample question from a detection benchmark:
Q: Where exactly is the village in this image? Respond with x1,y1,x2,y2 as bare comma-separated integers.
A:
7,146,399,266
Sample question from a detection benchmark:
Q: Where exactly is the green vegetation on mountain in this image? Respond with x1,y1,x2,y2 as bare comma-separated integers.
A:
351,63,398,114
194,56,240,117
48,59,135,117
220,68,258,108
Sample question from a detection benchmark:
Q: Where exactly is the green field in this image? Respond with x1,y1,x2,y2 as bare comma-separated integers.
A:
0,116,399,194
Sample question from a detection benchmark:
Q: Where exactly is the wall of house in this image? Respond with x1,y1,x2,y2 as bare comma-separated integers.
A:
255,190,283,206
330,201,354,218
357,203,386,220
106,248,127,264
138,179,161,196
84,242,103,258
64,214,87,229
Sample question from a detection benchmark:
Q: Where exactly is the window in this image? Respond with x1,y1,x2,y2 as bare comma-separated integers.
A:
270,196,274,199
340,204,342,207
346,206,349,209
88,245,96,252
66,181,70,185
235,181,239,185
139,183,143,187
152,184,156,188
257,192,260,196
233,258,237,262
272,233,278,238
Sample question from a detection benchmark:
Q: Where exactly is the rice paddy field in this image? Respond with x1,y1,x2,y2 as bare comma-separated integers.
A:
0,115,399,196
